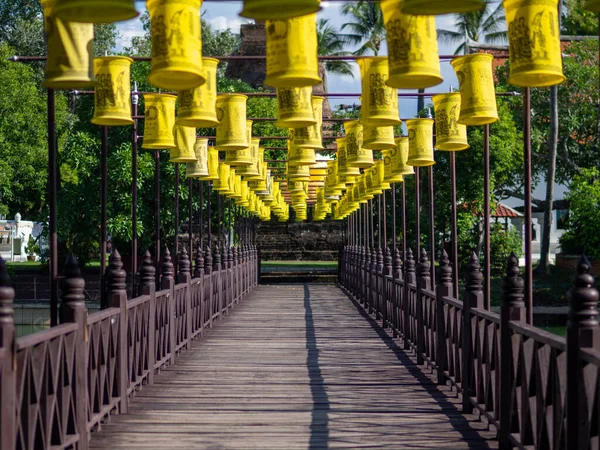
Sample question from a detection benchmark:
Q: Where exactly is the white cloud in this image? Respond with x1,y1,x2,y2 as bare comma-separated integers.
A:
207,16,243,34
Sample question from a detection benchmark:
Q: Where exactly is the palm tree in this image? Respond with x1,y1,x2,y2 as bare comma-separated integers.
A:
340,2,386,56
317,19,354,78
437,0,507,55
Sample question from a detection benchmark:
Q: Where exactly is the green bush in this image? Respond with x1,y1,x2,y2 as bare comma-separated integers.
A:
490,223,523,276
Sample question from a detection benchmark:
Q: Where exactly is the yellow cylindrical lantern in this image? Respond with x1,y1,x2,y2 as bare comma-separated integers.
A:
53,0,138,23
289,96,324,149
91,57,133,126
206,147,220,181
432,93,469,151
147,0,204,91
42,0,95,89
236,139,262,177
336,138,361,177
287,164,311,182
213,163,230,192
381,1,442,89
383,150,404,183
391,138,415,176
451,54,498,125
240,0,321,20
265,14,321,87
216,95,249,150
406,119,435,167
226,120,254,166
142,94,177,149
363,125,396,150
170,126,197,163
399,0,485,15
186,138,209,178
373,161,391,191
288,143,317,166
287,181,304,193
358,57,401,126
176,58,220,127
345,121,373,169
504,0,565,87
275,87,316,128
245,147,266,182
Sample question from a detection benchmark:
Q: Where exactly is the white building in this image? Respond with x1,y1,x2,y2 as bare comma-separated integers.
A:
0,214,44,262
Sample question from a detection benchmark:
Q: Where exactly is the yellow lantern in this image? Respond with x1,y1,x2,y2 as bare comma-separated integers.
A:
265,14,321,88
142,94,177,149
399,0,485,15
288,143,317,166
226,120,254,166
275,87,316,128
288,164,311,182
147,0,204,91
372,161,391,191
216,95,249,150
380,1,443,89
176,58,220,127
504,0,565,87
91,56,133,126
287,181,304,193
363,125,396,150
358,57,401,126
383,149,404,183
432,93,469,151
345,121,373,169
406,119,435,167
289,96,324,149
240,0,321,20
391,137,415,176
213,163,230,192
53,0,138,23
170,126,197,163
326,161,345,191
336,138,361,177
186,138,209,178
206,147,220,181
41,0,95,89
451,54,498,126
236,139,262,177
245,147,266,182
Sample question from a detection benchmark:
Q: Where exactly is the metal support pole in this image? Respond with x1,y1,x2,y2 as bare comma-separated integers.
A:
207,182,212,247
199,181,203,249
188,177,193,256
383,191,387,248
48,89,58,326
392,184,397,251
450,152,459,299
377,195,382,250
483,125,491,310
415,167,421,259
428,165,436,286
100,126,108,310
154,152,161,288
217,192,221,248
131,87,138,297
228,197,232,247
174,164,180,272
402,182,407,261
523,88,533,324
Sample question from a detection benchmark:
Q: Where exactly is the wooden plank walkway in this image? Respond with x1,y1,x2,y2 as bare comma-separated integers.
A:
90,284,498,449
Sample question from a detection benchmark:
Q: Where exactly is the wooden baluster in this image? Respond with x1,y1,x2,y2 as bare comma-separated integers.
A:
194,241,204,279
404,248,416,351
60,254,89,450
138,250,156,385
0,258,16,450
106,249,131,411
436,250,453,385
178,247,192,350
416,248,431,365
567,256,600,449
392,246,402,338
161,249,175,364
376,245,384,321
462,252,483,414
499,253,525,449
194,241,204,336
213,246,222,318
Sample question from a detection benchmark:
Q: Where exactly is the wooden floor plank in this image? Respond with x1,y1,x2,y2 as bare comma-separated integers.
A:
90,284,498,449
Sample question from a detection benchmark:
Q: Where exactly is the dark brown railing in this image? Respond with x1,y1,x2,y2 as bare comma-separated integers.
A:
0,244,258,450
340,245,600,450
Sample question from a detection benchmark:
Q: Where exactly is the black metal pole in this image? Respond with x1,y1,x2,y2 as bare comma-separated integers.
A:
392,184,397,252
188,177,193,256
402,181,407,261
483,125,491,310
383,191,387,249
154,152,161,287
48,89,58,326
199,180,203,249
131,88,138,297
415,167,421,259
217,192,221,249
100,126,108,309
523,88,533,324
174,164,180,272
207,182,212,248
228,197,232,247
428,165,436,286
377,195,382,250
450,152,459,299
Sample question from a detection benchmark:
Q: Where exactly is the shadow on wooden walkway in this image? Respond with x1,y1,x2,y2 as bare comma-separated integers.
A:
90,283,497,449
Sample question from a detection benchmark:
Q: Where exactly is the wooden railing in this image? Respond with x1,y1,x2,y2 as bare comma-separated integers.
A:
0,244,259,450
340,245,600,450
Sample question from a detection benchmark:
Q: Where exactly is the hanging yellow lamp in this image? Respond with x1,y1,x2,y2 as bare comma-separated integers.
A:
216,94,249,150
206,147,220,181
226,120,254,166
358,57,401,126
287,181,304,193
336,138,361,177
406,119,435,167
52,0,138,23
383,149,404,183
147,0,204,91
176,58,220,127
451,54,498,126
380,1,442,89
237,140,262,178
289,96,324,149
504,0,565,87
391,137,415,176
363,125,396,150
170,126,197,163
432,93,469,151
213,163,230,192
288,164,311,182
326,161,346,191
265,13,321,88
41,0,95,89
345,121,373,169
142,94,177,149
399,0,485,15
186,138,209,179
91,56,133,126
275,87,316,128
288,142,317,166
239,1,321,22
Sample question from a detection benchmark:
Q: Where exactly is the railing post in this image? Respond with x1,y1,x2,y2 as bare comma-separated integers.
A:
161,248,175,365
392,247,402,337
138,251,156,384
194,242,205,336
462,252,483,414
403,248,415,351
436,250,453,386
567,256,600,449
178,247,192,350
59,254,89,450
0,258,16,450
499,253,525,449
416,248,431,365
213,246,222,318
106,250,130,413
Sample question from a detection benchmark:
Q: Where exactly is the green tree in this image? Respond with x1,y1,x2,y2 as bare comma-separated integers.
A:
317,19,354,77
341,1,385,56
94,23,120,57
437,0,507,55
562,0,598,35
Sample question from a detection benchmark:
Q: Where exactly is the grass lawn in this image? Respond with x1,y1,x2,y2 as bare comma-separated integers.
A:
541,326,566,337
7,259,103,270
261,261,338,268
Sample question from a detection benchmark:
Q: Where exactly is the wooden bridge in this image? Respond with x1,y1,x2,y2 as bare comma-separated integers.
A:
0,244,599,449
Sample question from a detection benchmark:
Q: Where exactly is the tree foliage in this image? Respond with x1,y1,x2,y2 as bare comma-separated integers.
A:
341,1,386,56
562,0,598,35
